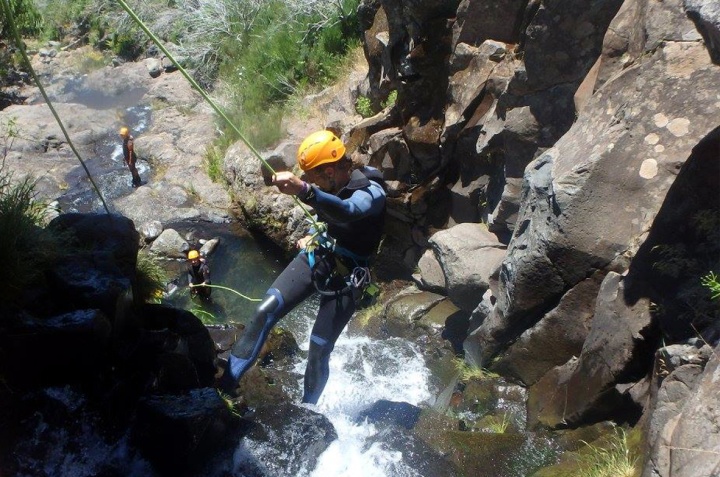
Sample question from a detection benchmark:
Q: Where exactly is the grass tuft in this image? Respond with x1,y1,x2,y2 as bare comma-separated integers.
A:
578,428,639,477
135,250,168,303
453,358,500,382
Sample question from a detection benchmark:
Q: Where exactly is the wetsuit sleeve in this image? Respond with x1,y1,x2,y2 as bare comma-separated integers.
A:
303,181,385,223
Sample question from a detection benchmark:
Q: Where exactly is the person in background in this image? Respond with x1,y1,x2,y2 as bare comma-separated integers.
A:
187,249,211,301
119,126,142,188
220,129,386,404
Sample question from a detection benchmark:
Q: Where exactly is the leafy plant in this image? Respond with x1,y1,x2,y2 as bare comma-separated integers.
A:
203,145,224,183
0,0,43,39
355,95,373,117
381,89,397,109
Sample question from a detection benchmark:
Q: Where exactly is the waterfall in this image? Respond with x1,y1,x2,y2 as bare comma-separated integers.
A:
283,300,434,477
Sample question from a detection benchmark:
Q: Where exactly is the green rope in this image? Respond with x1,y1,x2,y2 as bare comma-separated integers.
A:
1,0,111,215
116,0,320,228
192,283,261,302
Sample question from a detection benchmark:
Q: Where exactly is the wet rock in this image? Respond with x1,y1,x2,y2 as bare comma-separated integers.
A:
239,403,337,477
138,304,218,388
138,220,163,242
199,237,220,257
133,388,243,475
150,228,190,258
357,399,422,429
0,309,111,388
384,287,445,339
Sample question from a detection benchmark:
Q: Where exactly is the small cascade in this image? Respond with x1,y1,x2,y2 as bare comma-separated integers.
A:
282,301,434,477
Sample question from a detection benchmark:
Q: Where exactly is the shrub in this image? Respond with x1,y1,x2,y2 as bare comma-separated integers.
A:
382,89,397,109
135,250,168,303
0,172,66,307
0,0,43,39
355,95,373,117
701,271,720,300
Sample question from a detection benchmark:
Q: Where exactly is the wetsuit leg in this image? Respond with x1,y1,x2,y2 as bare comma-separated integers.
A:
220,253,317,393
302,287,356,404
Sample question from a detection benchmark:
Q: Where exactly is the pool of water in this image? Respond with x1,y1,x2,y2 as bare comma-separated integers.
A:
159,221,289,326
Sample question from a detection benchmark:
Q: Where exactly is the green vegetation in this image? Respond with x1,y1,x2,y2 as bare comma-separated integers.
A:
577,428,639,477
355,95,373,117
15,0,362,179
701,271,720,300
0,173,62,307
453,358,500,382
484,412,511,433
0,117,68,307
0,0,43,38
134,250,168,303
210,0,361,148
355,89,397,118
650,208,720,333
205,146,223,182
381,89,397,109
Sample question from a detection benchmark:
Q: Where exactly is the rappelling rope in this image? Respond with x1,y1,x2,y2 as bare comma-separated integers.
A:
116,0,321,230
192,283,261,302
0,0,111,215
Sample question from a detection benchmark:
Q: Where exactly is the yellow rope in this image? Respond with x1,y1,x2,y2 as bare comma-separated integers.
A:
193,283,261,302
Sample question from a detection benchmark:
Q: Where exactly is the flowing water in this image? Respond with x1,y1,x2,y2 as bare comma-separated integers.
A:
56,101,152,214
161,225,435,476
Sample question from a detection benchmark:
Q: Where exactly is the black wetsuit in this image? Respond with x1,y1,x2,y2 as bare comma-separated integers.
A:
188,260,211,300
122,135,142,187
222,167,386,403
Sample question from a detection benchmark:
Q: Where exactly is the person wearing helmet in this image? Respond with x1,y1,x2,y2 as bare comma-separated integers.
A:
119,126,142,188
187,249,211,300
220,129,386,404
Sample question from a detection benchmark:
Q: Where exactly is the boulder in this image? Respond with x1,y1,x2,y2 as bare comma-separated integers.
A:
150,228,190,258
428,223,506,312
527,272,654,429
133,388,242,475
238,403,337,477
0,309,111,388
642,344,713,477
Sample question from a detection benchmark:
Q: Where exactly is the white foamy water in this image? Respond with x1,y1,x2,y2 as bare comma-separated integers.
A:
285,305,433,477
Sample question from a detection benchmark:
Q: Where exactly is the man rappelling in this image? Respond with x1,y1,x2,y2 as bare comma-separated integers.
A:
219,129,386,404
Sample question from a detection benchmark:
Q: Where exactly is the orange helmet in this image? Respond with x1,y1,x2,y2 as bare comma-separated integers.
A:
119,127,130,137
188,250,199,260
296,130,346,171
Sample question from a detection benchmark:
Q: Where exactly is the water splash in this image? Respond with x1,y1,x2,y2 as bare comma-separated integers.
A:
281,301,432,477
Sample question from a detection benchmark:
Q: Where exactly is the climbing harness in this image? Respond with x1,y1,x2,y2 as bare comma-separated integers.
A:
305,233,380,310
